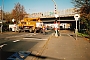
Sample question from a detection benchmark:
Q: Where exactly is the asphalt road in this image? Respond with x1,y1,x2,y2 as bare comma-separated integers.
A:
0,30,53,60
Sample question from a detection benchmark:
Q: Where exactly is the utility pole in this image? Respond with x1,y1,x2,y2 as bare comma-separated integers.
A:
0,6,1,20
0,6,1,33
1,0,4,33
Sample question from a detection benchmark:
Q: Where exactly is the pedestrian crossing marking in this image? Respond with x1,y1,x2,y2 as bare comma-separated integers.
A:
6,33,36,38
23,38,47,40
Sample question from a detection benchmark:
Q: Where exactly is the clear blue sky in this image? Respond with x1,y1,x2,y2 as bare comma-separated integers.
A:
0,0,74,14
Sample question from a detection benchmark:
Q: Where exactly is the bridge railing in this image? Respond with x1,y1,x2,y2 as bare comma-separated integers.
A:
30,8,76,18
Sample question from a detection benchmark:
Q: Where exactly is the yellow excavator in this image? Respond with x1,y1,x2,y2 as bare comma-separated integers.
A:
18,17,43,33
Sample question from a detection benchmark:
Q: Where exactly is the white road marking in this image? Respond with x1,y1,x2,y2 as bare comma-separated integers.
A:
13,41,17,42
0,44,7,48
6,33,36,38
23,38,47,40
13,40,20,43
16,40,20,41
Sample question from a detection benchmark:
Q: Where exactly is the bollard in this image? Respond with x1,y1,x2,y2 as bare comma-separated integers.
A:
55,28,58,37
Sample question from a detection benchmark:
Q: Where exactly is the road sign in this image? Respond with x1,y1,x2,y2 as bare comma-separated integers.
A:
50,12,54,15
74,14,80,21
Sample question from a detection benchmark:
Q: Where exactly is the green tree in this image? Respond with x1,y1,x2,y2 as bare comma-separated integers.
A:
72,0,90,32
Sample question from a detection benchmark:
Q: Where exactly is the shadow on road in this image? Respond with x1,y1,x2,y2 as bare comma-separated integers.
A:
0,50,15,60
0,50,63,60
28,53,64,60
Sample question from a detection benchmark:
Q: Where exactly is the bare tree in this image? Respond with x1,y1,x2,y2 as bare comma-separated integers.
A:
72,0,90,31
11,2,25,23
4,12,13,23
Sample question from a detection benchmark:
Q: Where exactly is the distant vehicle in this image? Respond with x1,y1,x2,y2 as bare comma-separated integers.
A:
9,24,18,31
18,17,44,33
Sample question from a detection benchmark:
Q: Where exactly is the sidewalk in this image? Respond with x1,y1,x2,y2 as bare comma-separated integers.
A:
38,33,90,60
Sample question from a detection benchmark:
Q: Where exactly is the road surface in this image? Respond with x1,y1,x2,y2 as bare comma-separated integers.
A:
0,30,53,60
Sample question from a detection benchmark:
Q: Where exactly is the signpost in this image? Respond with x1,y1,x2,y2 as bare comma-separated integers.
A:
74,14,80,40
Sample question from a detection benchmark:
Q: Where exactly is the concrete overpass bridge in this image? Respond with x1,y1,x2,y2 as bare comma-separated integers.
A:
30,8,76,22
29,8,79,30
30,8,75,18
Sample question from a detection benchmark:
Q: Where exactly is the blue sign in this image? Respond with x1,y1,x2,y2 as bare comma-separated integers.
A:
7,51,31,60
